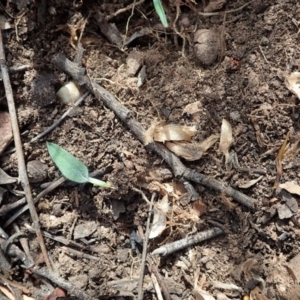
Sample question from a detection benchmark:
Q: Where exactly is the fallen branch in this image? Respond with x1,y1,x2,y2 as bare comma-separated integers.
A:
31,267,94,300
0,30,51,269
52,54,257,209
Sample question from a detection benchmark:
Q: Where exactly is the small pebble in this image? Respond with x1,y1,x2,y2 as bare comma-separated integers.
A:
260,36,269,46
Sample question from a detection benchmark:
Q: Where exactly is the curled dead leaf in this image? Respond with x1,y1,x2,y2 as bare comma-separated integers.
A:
165,134,219,161
149,195,169,239
219,119,233,164
284,72,300,100
154,124,197,143
183,101,202,120
144,121,197,145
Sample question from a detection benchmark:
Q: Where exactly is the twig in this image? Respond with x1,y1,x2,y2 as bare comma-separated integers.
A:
0,274,30,294
150,273,163,300
151,227,224,256
52,54,257,209
12,223,34,266
3,168,110,228
0,246,11,277
107,0,145,21
147,256,171,300
61,246,102,261
24,223,112,259
198,0,255,16
4,91,89,154
0,30,51,269
137,192,155,300
0,237,32,268
31,267,94,300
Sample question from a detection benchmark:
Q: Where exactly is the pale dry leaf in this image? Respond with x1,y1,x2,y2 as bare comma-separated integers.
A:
166,134,218,161
284,72,300,100
149,195,169,239
0,168,18,185
0,285,14,300
219,119,233,164
0,15,12,30
200,134,220,152
211,281,243,292
216,293,231,300
239,176,263,189
279,181,300,196
194,287,216,300
166,141,204,161
183,101,202,119
153,124,197,143
144,119,160,145
23,296,35,300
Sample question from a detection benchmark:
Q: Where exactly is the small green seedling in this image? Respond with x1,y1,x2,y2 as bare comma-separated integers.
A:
46,142,114,189
153,0,168,28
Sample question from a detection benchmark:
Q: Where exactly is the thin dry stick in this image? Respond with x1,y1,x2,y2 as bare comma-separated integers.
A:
0,30,52,269
198,0,255,16
3,168,109,228
107,0,145,20
137,192,155,300
52,54,257,209
147,256,171,300
150,273,163,300
4,92,89,155
152,227,224,256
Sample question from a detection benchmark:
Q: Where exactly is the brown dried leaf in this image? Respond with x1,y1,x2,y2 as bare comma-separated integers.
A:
192,199,207,217
284,72,300,100
220,193,236,210
154,124,197,143
166,134,219,161
194,288,216,300
56,18,87,48
279,181,300,196
219,119,233,164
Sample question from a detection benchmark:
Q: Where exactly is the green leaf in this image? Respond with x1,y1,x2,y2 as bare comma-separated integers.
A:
47,142,89,184
153,0,168,28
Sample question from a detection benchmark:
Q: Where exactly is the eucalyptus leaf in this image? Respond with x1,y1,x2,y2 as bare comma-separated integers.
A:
153,0,168,27
47,142,89,184
47,142,115,189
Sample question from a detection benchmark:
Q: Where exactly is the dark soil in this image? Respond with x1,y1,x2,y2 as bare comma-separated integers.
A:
1,0,300,299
